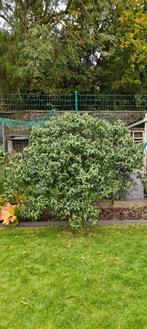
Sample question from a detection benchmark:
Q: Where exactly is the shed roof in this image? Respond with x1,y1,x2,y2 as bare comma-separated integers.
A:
128,117,145,128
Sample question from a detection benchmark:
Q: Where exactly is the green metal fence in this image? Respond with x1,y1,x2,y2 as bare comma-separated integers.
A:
0,92,146,157
0,92,146,112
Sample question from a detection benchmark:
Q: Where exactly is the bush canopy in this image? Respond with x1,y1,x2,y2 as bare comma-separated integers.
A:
4,113,142,228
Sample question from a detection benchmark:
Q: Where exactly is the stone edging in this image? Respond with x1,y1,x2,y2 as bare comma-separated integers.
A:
0,219,147,228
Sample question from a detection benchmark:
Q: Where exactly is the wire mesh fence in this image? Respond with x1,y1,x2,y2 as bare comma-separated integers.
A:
0,93,75,112
0,93,146,112
0,92,146,161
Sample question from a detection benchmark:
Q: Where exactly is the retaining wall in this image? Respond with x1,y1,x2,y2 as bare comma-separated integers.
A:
0,110,145,125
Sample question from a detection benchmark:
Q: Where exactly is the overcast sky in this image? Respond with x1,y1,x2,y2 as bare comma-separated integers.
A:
0,1,67,29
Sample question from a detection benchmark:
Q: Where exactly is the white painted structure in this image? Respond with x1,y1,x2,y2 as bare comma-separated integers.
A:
128,113,147,174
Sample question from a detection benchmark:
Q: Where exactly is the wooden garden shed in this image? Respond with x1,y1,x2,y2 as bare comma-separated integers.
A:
128,113,147,174
128,117,145,143
7,135,29,153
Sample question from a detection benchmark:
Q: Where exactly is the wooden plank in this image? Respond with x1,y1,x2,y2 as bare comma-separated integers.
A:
95,199,147,209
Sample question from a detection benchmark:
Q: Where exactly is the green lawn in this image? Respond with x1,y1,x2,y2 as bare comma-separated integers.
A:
0,226,147,329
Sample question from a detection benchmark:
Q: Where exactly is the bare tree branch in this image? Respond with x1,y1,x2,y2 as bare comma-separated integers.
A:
65,0,73,13
43,0,50,18
0,14,10,23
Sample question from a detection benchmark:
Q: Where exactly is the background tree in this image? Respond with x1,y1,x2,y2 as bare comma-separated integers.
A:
111,0,147,94
0,0,146,93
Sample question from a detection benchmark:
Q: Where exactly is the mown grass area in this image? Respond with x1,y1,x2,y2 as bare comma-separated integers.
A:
0,225,147,329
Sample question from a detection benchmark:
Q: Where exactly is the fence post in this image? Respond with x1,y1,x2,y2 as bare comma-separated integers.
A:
2,121,6,155
2,121,6,177
144,113,147,174
75,91,78,113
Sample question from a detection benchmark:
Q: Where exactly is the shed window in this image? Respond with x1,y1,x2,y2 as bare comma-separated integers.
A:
130,130,144,143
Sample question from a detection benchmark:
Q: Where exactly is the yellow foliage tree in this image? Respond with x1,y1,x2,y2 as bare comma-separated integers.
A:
112,0,147,93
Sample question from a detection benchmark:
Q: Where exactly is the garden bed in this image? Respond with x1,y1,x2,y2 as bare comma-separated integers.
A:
39,199,147,222
99,208,145,220
16,200,147,224
1,199,147,227
97,200,147,220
